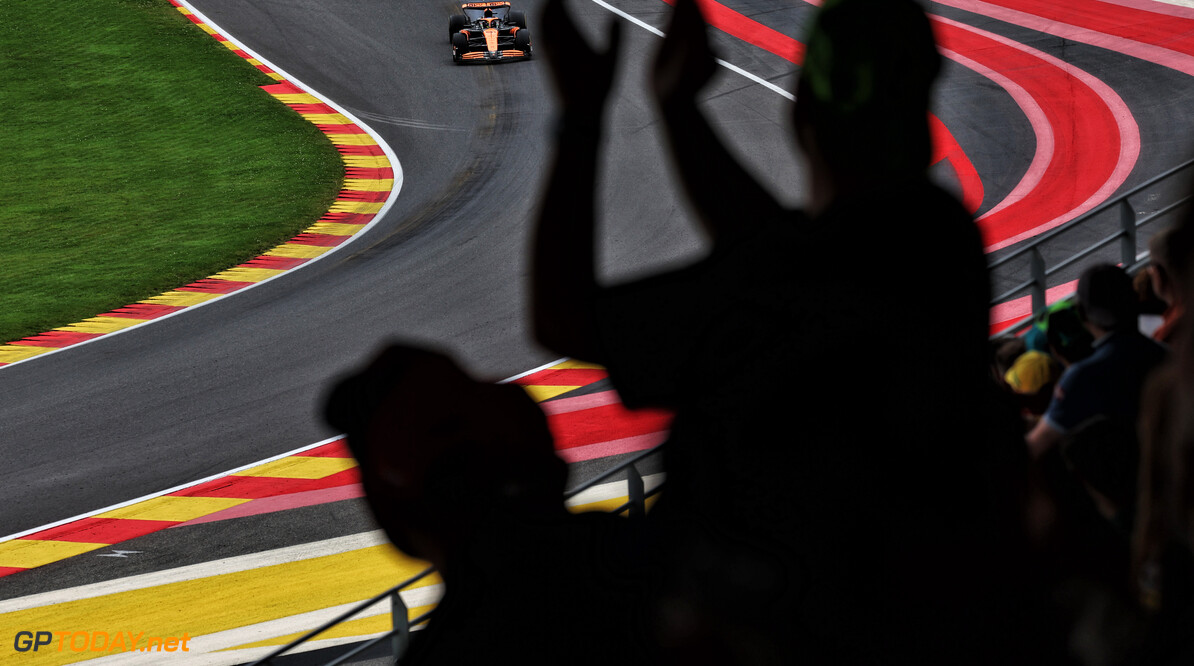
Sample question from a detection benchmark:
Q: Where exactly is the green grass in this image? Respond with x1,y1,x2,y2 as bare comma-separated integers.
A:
0,0,344,343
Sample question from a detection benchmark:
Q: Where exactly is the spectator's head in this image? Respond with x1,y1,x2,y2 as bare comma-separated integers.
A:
1148,224,1194,307
1134,268,1168,316
992,334,1026,382
1046,302,1094,366
794,0,940,181
1004,350,1059,395
1004,350,1061,415
1022,322,1048,354
1077,263,1138,334
324,344,565,569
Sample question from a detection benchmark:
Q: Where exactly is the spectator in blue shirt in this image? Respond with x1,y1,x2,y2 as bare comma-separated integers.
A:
1027,263,1168,461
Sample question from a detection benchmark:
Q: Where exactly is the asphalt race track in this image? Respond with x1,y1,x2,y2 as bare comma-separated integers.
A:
3,0,1194,662
0,0,729,538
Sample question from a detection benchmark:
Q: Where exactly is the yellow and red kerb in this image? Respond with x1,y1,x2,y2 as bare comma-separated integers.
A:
0,361,672,578
0,1,393,368
0,441,361,578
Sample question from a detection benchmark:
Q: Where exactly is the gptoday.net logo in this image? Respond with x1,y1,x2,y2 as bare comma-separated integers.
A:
13,630,192,654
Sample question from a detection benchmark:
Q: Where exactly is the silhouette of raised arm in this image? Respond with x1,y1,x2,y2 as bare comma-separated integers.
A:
531,0,622,363
652,0,784,246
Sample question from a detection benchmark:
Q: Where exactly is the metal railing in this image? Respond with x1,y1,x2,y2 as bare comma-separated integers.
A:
244,567,437,666
562,444,664,517
988,157,1194,335
244,445,663,666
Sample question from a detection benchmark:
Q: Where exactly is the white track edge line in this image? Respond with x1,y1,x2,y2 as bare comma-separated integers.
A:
589,0,797,101
0,530,389,612
495,356,570,383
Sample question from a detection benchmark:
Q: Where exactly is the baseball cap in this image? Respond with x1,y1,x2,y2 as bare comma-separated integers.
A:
1004,350,1059,395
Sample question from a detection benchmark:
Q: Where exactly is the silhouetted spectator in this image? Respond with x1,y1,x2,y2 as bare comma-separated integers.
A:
1129,209,1194,664
1145,225,1194,344
788,2,1035,659
533,0,807,660
1130,374,1194,666
324,344,652,665
1125,366,1194,666
533,0,1031,662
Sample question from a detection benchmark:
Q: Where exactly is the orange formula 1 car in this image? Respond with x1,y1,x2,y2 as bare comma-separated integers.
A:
449,2,532,63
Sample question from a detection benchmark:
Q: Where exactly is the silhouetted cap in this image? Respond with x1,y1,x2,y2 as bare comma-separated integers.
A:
324,344,565,508
802,0,939,116
797,0,940,173
1077,263,1138,331
325,344,448,444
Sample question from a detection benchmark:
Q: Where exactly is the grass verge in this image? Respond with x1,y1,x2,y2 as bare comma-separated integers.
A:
0,0,344,343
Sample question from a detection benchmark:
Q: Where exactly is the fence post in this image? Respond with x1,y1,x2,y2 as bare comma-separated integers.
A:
1030,247,1047,317
1120,198,1138,267
627,465,645,517
391,589,410,663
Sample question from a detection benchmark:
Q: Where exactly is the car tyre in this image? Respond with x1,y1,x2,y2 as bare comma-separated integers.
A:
514,28,531,56
449,15,468,42
452,32,468,62
509,10,527,28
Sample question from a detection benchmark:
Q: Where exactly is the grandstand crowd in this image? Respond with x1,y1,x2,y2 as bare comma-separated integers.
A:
324,0,1194,663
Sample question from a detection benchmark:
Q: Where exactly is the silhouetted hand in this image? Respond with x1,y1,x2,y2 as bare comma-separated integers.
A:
652,0,717,108
540,0,622,117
